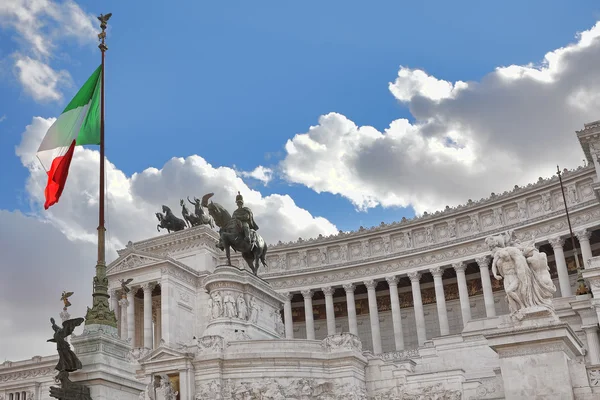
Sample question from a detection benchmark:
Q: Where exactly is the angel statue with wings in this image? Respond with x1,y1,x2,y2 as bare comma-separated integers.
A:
48,317,84,372
61,291,74,308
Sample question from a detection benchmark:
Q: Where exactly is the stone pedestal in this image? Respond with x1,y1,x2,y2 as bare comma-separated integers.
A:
202,265,287,341
70,324,145,400
484,307,584,400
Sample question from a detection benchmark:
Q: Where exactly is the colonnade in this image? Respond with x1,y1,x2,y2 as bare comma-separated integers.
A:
110,281,165,350
281,230,597,353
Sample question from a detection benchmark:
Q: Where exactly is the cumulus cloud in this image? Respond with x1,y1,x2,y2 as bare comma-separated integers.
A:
16,117,338,250
239,166,274,185
0,0,96,101
280,22,600,214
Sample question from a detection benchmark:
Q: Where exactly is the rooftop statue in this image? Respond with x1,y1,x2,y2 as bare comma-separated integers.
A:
60,291,74,309
156,205,186,233
487,231,556,320
119,278,134,294
201,192,268,275
183,196,215,228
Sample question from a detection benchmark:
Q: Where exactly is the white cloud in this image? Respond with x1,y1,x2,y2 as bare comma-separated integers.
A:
0,115,6,122
280,22,600,215
14,56,71,101
0,0,97,101
239,166,274,185
16,117,338,250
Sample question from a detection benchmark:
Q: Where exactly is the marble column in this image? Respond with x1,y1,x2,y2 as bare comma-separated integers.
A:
160,278,170,345
385,276,404,350
476,257,496,317
575,229,594,268
453,262,472,327
343,283,358,336
364,280,382,354
127,289,136,346
550,237,572,297
408,272,427,346
301,289,315,340
142,283,154,349
582,325,600,365
110,290,119,334
283,292,294,339
178,368,189,400
322,287,336,336
119,295,129,341
430,267,449,336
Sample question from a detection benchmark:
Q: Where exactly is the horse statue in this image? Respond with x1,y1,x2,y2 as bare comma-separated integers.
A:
201,192,267,275
186,196,215,228
156,205,186,233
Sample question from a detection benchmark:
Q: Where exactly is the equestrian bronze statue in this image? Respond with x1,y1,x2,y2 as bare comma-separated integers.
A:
201,192,267,275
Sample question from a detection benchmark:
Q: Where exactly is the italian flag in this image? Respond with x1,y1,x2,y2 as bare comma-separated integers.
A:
36,65,102,209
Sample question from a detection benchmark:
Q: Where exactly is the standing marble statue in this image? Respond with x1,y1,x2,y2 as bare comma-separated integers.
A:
211,292,223,319
224,292,237,318
249,296,260,324
486,232,556,319
237,294,248,320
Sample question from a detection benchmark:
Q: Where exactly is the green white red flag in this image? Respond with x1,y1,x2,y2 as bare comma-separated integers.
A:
36,65,102,209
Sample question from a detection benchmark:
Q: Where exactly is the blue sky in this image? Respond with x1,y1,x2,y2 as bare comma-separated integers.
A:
1,0,600,232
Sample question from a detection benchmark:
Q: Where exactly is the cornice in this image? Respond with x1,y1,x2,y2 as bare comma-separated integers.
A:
265,165,595,250
264,204,600,290
116,225,219,256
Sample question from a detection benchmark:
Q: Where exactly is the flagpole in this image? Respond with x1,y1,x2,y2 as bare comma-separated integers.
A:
557,165,589,295
85,13,117,328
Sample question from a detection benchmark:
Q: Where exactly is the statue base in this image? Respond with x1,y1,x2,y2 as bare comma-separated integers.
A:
69,324,145,400
484,307,584,399
203,265,287,340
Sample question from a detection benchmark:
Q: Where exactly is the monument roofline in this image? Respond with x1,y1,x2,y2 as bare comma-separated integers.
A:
117,224,219,256
267,164,593,250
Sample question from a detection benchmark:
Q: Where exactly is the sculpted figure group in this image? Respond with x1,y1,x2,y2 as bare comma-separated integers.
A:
155,197,215,234
154,192,268,275
209,292,259,323
486,230,557,319
139,374,178,400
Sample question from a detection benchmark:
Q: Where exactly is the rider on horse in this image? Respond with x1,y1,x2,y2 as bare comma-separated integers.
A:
232,192,259,248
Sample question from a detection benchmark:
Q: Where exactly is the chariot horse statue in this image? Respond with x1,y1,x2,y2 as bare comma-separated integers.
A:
156,205,186,233
201,192,267,275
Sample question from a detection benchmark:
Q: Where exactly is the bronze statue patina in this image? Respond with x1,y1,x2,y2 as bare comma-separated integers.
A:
201,192,267,275
184,197,215,228
48,316,91,399
60,291,74,309
156,205,186,233
119,278,133,294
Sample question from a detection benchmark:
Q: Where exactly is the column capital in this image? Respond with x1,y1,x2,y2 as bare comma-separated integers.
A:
282,292,294,301
575,229,592,241
476,256,489,268
363,280,377,290
118,298,129,308
407,271,421,282
343,283,355,293
385,276,399,286
549,236,565,249
301,289,314,299
321,286,335,296
429,267,444,278
142,282,155,292
453,261,467,273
